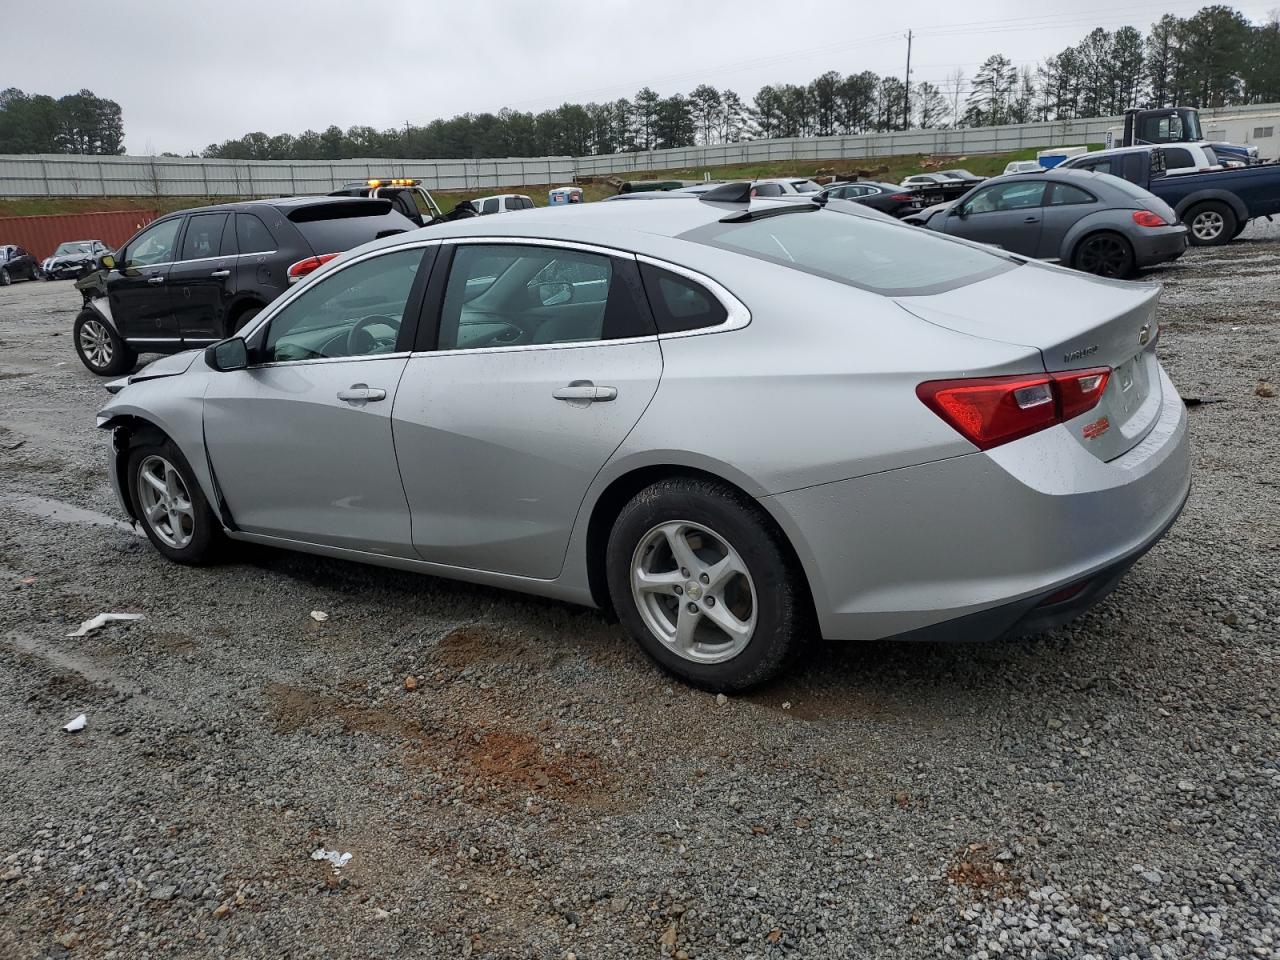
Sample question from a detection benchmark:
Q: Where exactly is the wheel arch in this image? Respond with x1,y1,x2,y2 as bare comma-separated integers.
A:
79,297,122,337
1065,227,1134,270
223,294,268,337
578,460,821,627
1173,189,1248,223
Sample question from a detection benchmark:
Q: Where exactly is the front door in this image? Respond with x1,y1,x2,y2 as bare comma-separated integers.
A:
946,180,1046,257
110,217,184,341
393,241,662,579
1037,181,1100,260
203,246,431,554
168,212,235,343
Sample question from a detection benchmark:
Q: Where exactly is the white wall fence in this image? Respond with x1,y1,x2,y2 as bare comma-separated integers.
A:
3,102,1278,198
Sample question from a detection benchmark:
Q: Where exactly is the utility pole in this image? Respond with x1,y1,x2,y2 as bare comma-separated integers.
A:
903,29,913,130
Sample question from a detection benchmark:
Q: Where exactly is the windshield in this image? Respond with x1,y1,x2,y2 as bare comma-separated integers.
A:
681,207,1017,297
54,242,93,256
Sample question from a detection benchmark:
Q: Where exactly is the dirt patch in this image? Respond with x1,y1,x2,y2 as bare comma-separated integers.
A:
945,843,1021,899
436,624,514,669
265,682,425,740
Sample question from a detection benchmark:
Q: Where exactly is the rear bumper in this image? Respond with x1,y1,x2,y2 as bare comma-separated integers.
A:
765,366,1190,642
1134,228,1189,266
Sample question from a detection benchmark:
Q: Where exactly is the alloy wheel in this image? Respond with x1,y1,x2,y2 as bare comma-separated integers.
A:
137,455,196,550
79,318,114,370
630,520,757,664
1191,210,1224,242
1077,236,1130,277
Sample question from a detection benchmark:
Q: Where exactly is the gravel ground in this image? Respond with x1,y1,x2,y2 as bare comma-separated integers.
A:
0,226,1277,960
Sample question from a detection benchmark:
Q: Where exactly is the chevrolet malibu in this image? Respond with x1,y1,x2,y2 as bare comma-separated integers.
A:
97,194,1190,691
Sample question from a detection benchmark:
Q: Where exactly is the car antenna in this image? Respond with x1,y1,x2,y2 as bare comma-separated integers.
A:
698,182,753,204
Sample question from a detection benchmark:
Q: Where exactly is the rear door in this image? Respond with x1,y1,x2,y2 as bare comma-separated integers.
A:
232,211,283,303
945,181,1046,257
392,240,662,579
168,212,234,344
109,216,183,341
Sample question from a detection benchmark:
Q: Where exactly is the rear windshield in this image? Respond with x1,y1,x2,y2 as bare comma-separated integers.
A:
288,205,415,255
681,207,1016,297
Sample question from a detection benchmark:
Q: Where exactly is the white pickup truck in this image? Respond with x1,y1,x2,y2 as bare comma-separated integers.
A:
469,194,536,215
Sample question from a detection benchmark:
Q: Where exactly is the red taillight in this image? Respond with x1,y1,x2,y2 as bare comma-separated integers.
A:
917,366,1111,450
1132,210,1168,228
889,193,915,202
287,253,339,283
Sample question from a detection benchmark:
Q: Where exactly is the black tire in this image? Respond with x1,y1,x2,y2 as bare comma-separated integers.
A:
1072,232,1136,279
1184,201,1237,247
0,268,9,286
228,304,261,335
126,437,223,565
73,309,137,376
605,477,808,692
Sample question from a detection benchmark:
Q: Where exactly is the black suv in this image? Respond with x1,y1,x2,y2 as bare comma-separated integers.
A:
72,196,416,375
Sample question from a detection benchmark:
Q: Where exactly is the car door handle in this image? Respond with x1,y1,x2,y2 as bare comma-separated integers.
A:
146,275,165,285
1023,216,1040,223
210,269,231,278
553,381,617,402
336,385,387,403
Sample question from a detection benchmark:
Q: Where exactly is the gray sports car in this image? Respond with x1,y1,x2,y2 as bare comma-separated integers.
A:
910,169,1188,278
97,193,1190,690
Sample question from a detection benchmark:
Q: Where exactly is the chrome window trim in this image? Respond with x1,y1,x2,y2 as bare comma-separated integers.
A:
237,238,444,341
409,336,655,360
247,351,411,371
169,254,239,267
636,254,751,339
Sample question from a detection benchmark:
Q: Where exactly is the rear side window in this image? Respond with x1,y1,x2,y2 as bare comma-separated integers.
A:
290,209,413,256
181,213,227,261
639,264,727,334
752,183,784,197
682,207,1016,297
1164,147,1194,168
1049,183,1095,206
236,214,276,254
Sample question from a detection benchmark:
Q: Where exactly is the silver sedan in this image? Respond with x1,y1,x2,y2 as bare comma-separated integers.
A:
97,194,1190,691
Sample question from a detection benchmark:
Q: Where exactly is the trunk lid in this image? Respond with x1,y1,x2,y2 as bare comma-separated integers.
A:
895,264,1163,461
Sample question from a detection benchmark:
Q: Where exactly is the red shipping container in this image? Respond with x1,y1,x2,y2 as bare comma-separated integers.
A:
0,210,157,261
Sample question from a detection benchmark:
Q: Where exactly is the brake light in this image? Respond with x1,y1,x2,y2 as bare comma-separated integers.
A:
287,253,339,283
917,366,1111,450
889,193,915,202
1132,210,1168,228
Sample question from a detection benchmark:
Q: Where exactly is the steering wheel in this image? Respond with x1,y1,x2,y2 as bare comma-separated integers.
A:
346,314,400,356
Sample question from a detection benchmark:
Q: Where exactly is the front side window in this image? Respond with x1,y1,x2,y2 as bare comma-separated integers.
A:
481,198,500,214
1163,147,1194,169
965,181,1046,214
180,213,228,261
236,213,276,255
124,218,182,268
261,248,424,363
437,244,651,350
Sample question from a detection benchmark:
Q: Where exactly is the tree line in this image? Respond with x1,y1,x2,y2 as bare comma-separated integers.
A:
0,88,125,155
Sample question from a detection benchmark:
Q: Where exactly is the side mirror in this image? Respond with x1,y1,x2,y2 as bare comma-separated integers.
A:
950,205,966,217
98,253,116,271
205,337,248,372
536,281,573,307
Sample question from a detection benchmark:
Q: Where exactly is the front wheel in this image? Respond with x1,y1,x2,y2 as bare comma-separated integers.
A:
0,268,9,286
1072,232,1135,279
1185,201,1237,246
73,310,136,376
126,439,222,565
606,477,807,692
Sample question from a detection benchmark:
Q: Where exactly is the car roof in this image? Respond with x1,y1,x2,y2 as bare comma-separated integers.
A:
152,195,394,218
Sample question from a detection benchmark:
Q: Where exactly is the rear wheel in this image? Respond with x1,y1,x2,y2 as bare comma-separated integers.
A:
126,438,222,565
1073,232,1136,279
606,477,807,692
1185,201,1237,246
73,310,137,376
0,268,9,286
228,304,261,336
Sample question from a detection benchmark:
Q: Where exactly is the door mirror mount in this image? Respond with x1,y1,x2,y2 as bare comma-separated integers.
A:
206,337,248,372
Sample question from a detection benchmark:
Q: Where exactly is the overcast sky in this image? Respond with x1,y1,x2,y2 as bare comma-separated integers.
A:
6,0,1274,154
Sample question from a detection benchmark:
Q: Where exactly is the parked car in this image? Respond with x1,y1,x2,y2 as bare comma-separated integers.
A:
1057,144,1280,244
936,169,985,184
1062,144,1222,178
72,196,416,376
328,178,443,228
470,194,536,215
0,244,41,285
97,196,1189,691
43,239,110,280
748,178,823,197
1003,160,1045,176
900,173,952,189
820,181,924,218
914,169,1187,278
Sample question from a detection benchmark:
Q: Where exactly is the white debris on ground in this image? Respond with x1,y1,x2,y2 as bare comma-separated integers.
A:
61,714,86,733
66,613,144,638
